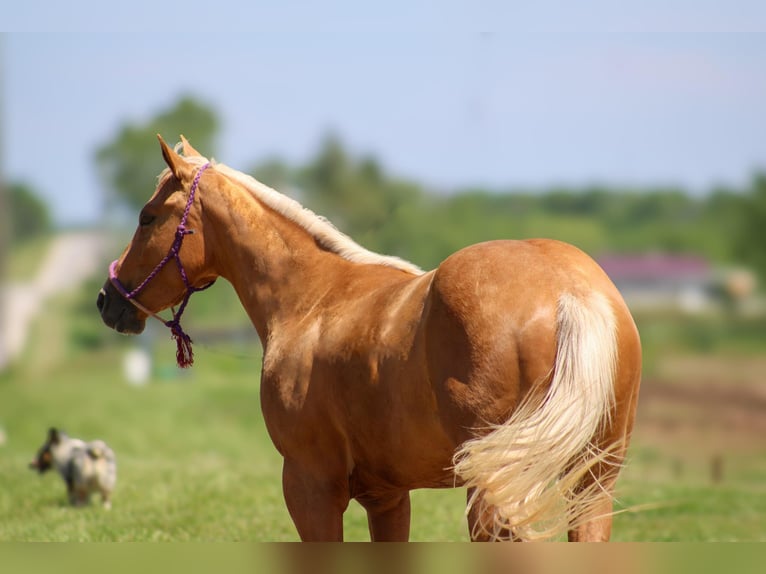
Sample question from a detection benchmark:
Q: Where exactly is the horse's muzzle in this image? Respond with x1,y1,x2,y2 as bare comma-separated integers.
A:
97,281,147,334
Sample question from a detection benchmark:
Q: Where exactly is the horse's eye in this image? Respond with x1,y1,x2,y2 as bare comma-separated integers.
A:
139,213,156,227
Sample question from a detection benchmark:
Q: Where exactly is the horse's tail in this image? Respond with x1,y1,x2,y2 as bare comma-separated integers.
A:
453,291,619,541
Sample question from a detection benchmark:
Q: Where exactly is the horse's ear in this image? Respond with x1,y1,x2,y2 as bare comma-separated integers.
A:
180,135,203,158
158,134,192,181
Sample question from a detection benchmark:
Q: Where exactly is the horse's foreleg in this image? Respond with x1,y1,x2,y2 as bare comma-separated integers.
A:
282,459,349,541
358,491,411,541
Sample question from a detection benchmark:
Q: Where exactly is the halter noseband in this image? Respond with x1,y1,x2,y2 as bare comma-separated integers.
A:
108,162,215,368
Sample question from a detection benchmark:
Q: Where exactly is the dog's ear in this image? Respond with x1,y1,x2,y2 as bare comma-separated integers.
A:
48,427,60,445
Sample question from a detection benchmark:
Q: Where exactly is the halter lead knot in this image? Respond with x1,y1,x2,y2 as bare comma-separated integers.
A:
109,162,214,368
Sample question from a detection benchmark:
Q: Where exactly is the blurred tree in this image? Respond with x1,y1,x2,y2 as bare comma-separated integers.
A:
95,95,219,211
251,157,293,192
296,134,424,254
737,173,766,279
707,188,743,259
0,36,6,284
298,134,356,229
8,182,52,244
0,178,6,284
248,134,756,274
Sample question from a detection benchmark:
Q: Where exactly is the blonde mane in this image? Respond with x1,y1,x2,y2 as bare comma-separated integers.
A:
165,153,425,276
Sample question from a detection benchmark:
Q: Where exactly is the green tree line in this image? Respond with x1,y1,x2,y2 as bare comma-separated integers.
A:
10,96,764,281
5,182,52,245
254,133,755,274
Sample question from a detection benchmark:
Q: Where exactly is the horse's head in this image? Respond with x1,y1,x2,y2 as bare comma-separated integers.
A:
97,135,217,337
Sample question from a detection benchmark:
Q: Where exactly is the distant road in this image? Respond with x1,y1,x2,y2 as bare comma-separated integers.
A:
0,230,106,370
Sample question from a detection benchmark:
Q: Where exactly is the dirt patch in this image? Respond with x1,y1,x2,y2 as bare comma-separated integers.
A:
634,376,766,451
654,355,766,387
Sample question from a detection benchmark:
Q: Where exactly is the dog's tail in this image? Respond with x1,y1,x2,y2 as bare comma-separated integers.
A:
87,440,115,462
453,291,618,541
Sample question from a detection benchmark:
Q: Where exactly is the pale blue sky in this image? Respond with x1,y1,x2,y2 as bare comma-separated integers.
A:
3,3,766,225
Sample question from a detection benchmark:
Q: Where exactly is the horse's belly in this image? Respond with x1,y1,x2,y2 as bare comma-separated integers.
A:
347,431,459,493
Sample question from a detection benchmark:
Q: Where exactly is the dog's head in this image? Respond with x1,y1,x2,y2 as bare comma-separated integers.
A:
28,428,63,474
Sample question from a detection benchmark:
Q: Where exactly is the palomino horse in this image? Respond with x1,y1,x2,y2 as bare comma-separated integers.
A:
97,136,641,541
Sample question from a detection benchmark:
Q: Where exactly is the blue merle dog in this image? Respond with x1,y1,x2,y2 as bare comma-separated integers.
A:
29,428,117,509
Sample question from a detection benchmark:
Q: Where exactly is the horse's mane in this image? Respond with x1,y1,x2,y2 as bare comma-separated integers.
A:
162,153,425,276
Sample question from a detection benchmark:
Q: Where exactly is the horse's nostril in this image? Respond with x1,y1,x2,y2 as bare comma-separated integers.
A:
97,289,106,313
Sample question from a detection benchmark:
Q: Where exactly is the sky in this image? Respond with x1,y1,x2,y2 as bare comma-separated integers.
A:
3,3,766,226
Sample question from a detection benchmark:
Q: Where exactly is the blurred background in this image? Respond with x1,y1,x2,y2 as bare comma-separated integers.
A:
1,6,765,541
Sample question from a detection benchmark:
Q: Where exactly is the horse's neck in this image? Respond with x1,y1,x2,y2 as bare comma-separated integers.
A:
204,185,357,342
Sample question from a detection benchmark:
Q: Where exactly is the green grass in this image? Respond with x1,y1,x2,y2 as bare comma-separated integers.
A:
2,272,765,541
616,485,766,542
0,345,470,541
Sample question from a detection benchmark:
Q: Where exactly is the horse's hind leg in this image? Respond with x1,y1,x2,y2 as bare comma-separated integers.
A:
566,446,625,542
567,494,614,542
358,491,411,541
569,372,640,542
466,487,516,541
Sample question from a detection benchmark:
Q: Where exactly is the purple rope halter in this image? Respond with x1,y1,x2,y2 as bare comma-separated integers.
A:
109,162,215,368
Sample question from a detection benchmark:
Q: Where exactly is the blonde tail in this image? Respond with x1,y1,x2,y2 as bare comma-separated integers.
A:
454,291,618,541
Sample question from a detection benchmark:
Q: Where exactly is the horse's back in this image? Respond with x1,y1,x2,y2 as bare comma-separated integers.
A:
433,238,622,304
429,238,634,340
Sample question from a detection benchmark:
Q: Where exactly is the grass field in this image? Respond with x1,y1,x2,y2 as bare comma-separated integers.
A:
0,342,471,542
1,276,765,542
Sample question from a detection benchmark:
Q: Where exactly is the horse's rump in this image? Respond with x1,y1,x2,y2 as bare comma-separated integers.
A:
453,289,620,541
